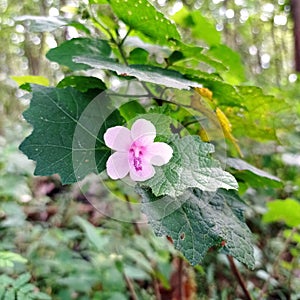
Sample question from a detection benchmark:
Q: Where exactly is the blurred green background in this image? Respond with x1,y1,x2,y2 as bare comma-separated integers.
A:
0,0,300,299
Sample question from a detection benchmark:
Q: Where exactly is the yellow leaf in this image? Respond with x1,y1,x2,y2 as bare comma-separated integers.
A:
216,107,243,157
11,75,49,87
199,128,210,142
195,87,213,101
60,5,78,14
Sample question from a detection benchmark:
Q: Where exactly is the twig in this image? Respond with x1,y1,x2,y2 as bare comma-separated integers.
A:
124,273,138,300
227,255,253,300
106,93,151,98
153,277,162,300
177,257,184,300
119,28,132,47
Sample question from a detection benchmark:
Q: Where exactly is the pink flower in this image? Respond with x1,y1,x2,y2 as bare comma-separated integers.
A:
104,119,173,181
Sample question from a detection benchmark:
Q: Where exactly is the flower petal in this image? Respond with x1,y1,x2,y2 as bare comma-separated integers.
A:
104,126,132,151
147,142,173,166
106,152,130,179
129,162,155,181
131,119,156,145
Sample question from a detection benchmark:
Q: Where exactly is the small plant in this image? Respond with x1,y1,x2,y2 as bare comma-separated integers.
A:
0,273,51,300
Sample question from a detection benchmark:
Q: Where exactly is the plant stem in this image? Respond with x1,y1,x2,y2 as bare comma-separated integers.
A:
177,257,184,300
227,255,253,300
124,273,138,300
124,194,141,235
153,277,162,300
119,28,132,47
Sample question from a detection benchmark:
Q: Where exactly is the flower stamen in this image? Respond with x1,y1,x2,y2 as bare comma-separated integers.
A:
130,145,144,171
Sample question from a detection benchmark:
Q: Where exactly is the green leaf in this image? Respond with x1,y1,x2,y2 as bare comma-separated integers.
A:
57,76,106,92
228,86,293,141
4,288,15,300
15,15,68,32
119,101,146,121
0,251,27,268
226,158,282,188
137,187,255,269
14,16,90,33
74,216,109,251
11,76,49,87
89,0,107,3
13,273,31,290
31,292,52,300
0,287,5,299
19,284,35,294
125,108,173,140
46,38,112,71
167,51,184,65
207,45,246,84
263,199,300,227
19,85,124,184
173,8,221,46
170,65,222,82
108,0,180,44
74,56,201,89
0,275,14,288
142,135,238,197
128,48,149,65
169,39,227,73
194,78,244,107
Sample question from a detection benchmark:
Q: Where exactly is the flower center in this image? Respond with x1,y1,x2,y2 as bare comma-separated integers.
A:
129,143,144,172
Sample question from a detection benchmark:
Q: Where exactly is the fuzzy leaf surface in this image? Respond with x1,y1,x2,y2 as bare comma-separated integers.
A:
138,187,255,269
19,85,123,184
74,56,201,89
142,135,238,197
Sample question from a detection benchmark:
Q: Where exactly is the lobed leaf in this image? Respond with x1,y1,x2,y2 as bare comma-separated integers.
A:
137,187,255,269
142,135,238,197
19,85,124,184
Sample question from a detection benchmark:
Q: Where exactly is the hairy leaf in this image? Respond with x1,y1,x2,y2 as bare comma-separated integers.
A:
142,135,238,197
137,187,255,269
19,85,124,184
74,56,202,89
